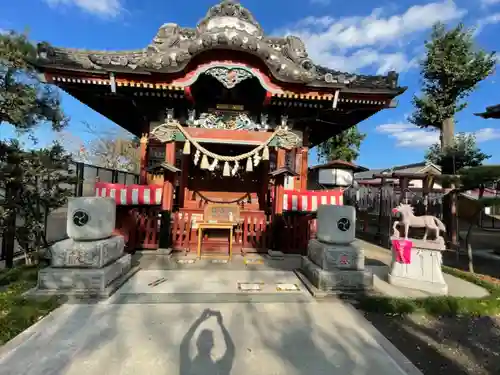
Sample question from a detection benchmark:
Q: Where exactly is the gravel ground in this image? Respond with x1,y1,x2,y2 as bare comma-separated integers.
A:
365,313,500,375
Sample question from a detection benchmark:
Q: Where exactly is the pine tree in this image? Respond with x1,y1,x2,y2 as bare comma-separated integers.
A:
0,31,74,267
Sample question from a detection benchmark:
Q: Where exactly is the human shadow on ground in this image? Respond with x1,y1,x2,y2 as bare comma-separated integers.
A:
179,308,235,375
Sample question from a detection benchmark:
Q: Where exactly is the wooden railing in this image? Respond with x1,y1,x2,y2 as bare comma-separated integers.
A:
170,210,317,255
115,206,160,250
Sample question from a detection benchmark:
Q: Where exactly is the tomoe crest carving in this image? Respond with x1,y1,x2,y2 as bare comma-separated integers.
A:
337,218,351,232
73,209,90,227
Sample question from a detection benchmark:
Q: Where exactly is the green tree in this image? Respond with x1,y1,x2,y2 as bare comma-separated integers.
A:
0,31,74,268
409,23,496,150
410,23,496,246
425,133,491,173
316,126,366,163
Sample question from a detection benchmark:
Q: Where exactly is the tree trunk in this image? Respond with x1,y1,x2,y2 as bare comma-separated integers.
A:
467,243,474,273
440,117,458,250
441,118,455,151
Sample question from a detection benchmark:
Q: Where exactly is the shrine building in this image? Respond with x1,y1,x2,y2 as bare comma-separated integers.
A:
33,0,405,256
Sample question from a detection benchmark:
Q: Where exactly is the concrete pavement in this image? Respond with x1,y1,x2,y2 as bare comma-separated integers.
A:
0,298,421,375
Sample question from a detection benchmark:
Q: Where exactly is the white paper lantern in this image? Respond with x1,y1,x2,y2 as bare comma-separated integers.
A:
67,197,116,241
316,205,356,245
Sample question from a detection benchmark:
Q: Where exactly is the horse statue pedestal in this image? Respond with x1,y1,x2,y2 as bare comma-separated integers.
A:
388,236,448,295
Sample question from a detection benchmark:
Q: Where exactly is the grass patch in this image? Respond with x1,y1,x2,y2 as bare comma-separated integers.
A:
0,265,63,345
356,267,500,317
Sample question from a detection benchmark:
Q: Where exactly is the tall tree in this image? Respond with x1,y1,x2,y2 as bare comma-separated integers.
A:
316,126,366,163
409,23,496,150
410,23,496,247
0,31,74,267
425,133,491,173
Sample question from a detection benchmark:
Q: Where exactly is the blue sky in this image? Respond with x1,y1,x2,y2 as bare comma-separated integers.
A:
1,0,500,168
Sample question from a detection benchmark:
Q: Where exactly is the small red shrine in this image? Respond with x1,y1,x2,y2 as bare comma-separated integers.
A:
34,0,405,255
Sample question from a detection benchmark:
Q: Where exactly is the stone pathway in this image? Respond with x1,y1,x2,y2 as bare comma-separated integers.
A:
7,239,487,375
0,298,421,375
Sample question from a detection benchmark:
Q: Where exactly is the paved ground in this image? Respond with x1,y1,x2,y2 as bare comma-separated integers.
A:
0,268,422,375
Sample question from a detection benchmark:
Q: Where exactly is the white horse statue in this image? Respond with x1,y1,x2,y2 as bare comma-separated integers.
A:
392,203,446,241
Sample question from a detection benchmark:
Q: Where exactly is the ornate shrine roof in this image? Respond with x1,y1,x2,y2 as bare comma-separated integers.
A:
34,0,402,93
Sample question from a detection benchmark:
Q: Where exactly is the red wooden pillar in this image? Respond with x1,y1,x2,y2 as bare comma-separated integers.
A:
274,179,285,215
296,128,309,191
273,148,287,215
162,142,176,211
178,154,190,209
139,133,148,185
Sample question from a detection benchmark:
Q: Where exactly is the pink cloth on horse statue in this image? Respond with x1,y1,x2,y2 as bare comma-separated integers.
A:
392,239,413,264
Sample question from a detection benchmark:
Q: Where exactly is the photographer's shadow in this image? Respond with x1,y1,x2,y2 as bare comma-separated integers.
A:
180,309,235,375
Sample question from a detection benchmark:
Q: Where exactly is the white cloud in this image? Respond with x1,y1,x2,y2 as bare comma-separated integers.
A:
482,0,500,6
44,0,123,18
476,12,500,34
278,1,466,74
376,123,440,148
376,123,500,148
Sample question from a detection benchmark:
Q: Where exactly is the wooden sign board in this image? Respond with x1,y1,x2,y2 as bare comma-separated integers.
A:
203,203,240,224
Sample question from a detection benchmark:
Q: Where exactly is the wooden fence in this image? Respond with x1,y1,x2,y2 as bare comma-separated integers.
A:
0,162,139,261
116,207,318,255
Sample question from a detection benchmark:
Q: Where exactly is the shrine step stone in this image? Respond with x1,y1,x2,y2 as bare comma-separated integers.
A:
37,254,131,296
301,257,373,292
50,235,125,268
307,239,364,271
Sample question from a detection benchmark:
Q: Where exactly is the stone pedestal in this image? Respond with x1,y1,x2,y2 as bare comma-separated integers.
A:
388,237,448,295
38,254,132,297
50,235,125,268
301,239,372,292
301,257,373,291
308,239,364,270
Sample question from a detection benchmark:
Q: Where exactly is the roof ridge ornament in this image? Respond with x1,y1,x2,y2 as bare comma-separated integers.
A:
197,0,263,36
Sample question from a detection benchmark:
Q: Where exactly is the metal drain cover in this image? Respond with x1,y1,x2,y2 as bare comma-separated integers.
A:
238,282,263,291
177,259,195,264
276,283,300,291
244,258,264,265
210,259,228,264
